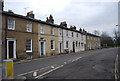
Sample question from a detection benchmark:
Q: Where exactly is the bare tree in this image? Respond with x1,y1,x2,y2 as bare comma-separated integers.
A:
101,32,114,47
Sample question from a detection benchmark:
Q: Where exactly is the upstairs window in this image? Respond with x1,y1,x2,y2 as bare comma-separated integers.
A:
77,33,78,37
26,23,32,32
51,27,54,35
66,30,68,37
81,35,83,40
26,39,32,52
8,19,15,30
72,32,73,37
59,29,62,36
40,25,44,34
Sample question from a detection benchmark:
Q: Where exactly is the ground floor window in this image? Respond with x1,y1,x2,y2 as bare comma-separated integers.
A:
76,41,78,47
51,40,55,50
26,39,32,52
79,42,80,47
81,42,84,47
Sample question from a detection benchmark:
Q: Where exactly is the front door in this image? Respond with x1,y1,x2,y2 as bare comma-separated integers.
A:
73,42,75,52
7,39,16,59
40,41,45,56
9,41,14,58
59,42,62,53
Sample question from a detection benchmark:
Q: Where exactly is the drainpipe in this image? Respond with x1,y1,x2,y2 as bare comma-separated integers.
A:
0,10,2,81
62,28,64,53
5,15,7,59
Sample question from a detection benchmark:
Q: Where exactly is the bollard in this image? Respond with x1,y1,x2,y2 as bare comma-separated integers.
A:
3,59,14,79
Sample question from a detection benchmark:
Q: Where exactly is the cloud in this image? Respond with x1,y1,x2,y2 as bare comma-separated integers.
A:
4,0,118,36
53,2,117,36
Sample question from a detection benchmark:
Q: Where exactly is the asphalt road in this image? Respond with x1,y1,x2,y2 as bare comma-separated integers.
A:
14,47,118,79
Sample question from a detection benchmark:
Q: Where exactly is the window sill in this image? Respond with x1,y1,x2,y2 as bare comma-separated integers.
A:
26,30,32,32
8,28,15,30
51,49,55,51
26,51,32,52
51,34,55,36
40,33,44,34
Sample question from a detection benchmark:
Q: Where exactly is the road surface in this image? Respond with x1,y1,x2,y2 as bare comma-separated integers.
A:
14,47,118,79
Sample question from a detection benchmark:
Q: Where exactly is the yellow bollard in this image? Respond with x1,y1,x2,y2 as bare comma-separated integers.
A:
3,59,14,79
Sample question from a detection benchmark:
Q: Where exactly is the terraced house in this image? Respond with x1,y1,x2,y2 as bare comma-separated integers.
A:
58,22,86,54
2,10,60,60
1,9,101,60
2,11,39,60
86,33,101,50
38,15,59,56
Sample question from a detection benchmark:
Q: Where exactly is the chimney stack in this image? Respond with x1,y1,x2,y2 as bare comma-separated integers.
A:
79,28,82,32
70,25,76,30
26,11,34,18
7,9,14,14
60,21,67,27
46,14,54,24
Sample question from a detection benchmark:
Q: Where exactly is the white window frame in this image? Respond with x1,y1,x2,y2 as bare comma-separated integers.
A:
8,19,15,30
77,33,78,37
40,25,44,34
26,23,32,32
59,29,62,36
40,38,46,56
51,40,55,50
26,39,32,52
72,32,73,37
51,27,54,35
66,41,68,48
81,42,84,47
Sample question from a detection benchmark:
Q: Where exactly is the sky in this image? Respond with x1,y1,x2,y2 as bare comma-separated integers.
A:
4,0,119,36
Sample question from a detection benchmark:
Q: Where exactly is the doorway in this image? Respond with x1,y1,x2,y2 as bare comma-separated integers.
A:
7,39,16,59
59,42,62,53
40,41,46,56
72,42,75,52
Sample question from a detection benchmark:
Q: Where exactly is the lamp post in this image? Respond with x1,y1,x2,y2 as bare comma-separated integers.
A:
115,24,120,80
115,25,120,46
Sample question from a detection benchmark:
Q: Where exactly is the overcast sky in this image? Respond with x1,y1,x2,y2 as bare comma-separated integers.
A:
4,0,119,36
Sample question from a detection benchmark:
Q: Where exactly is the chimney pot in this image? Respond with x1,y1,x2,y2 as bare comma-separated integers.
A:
27,11,34,18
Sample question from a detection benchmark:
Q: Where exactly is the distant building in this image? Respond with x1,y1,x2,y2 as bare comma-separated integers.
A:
58,23,86,54
86,33,101,50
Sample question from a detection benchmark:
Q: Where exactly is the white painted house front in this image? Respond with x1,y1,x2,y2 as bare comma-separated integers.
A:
58,26,86,54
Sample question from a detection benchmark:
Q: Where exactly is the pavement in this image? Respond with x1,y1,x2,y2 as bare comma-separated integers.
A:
13,47,118,79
